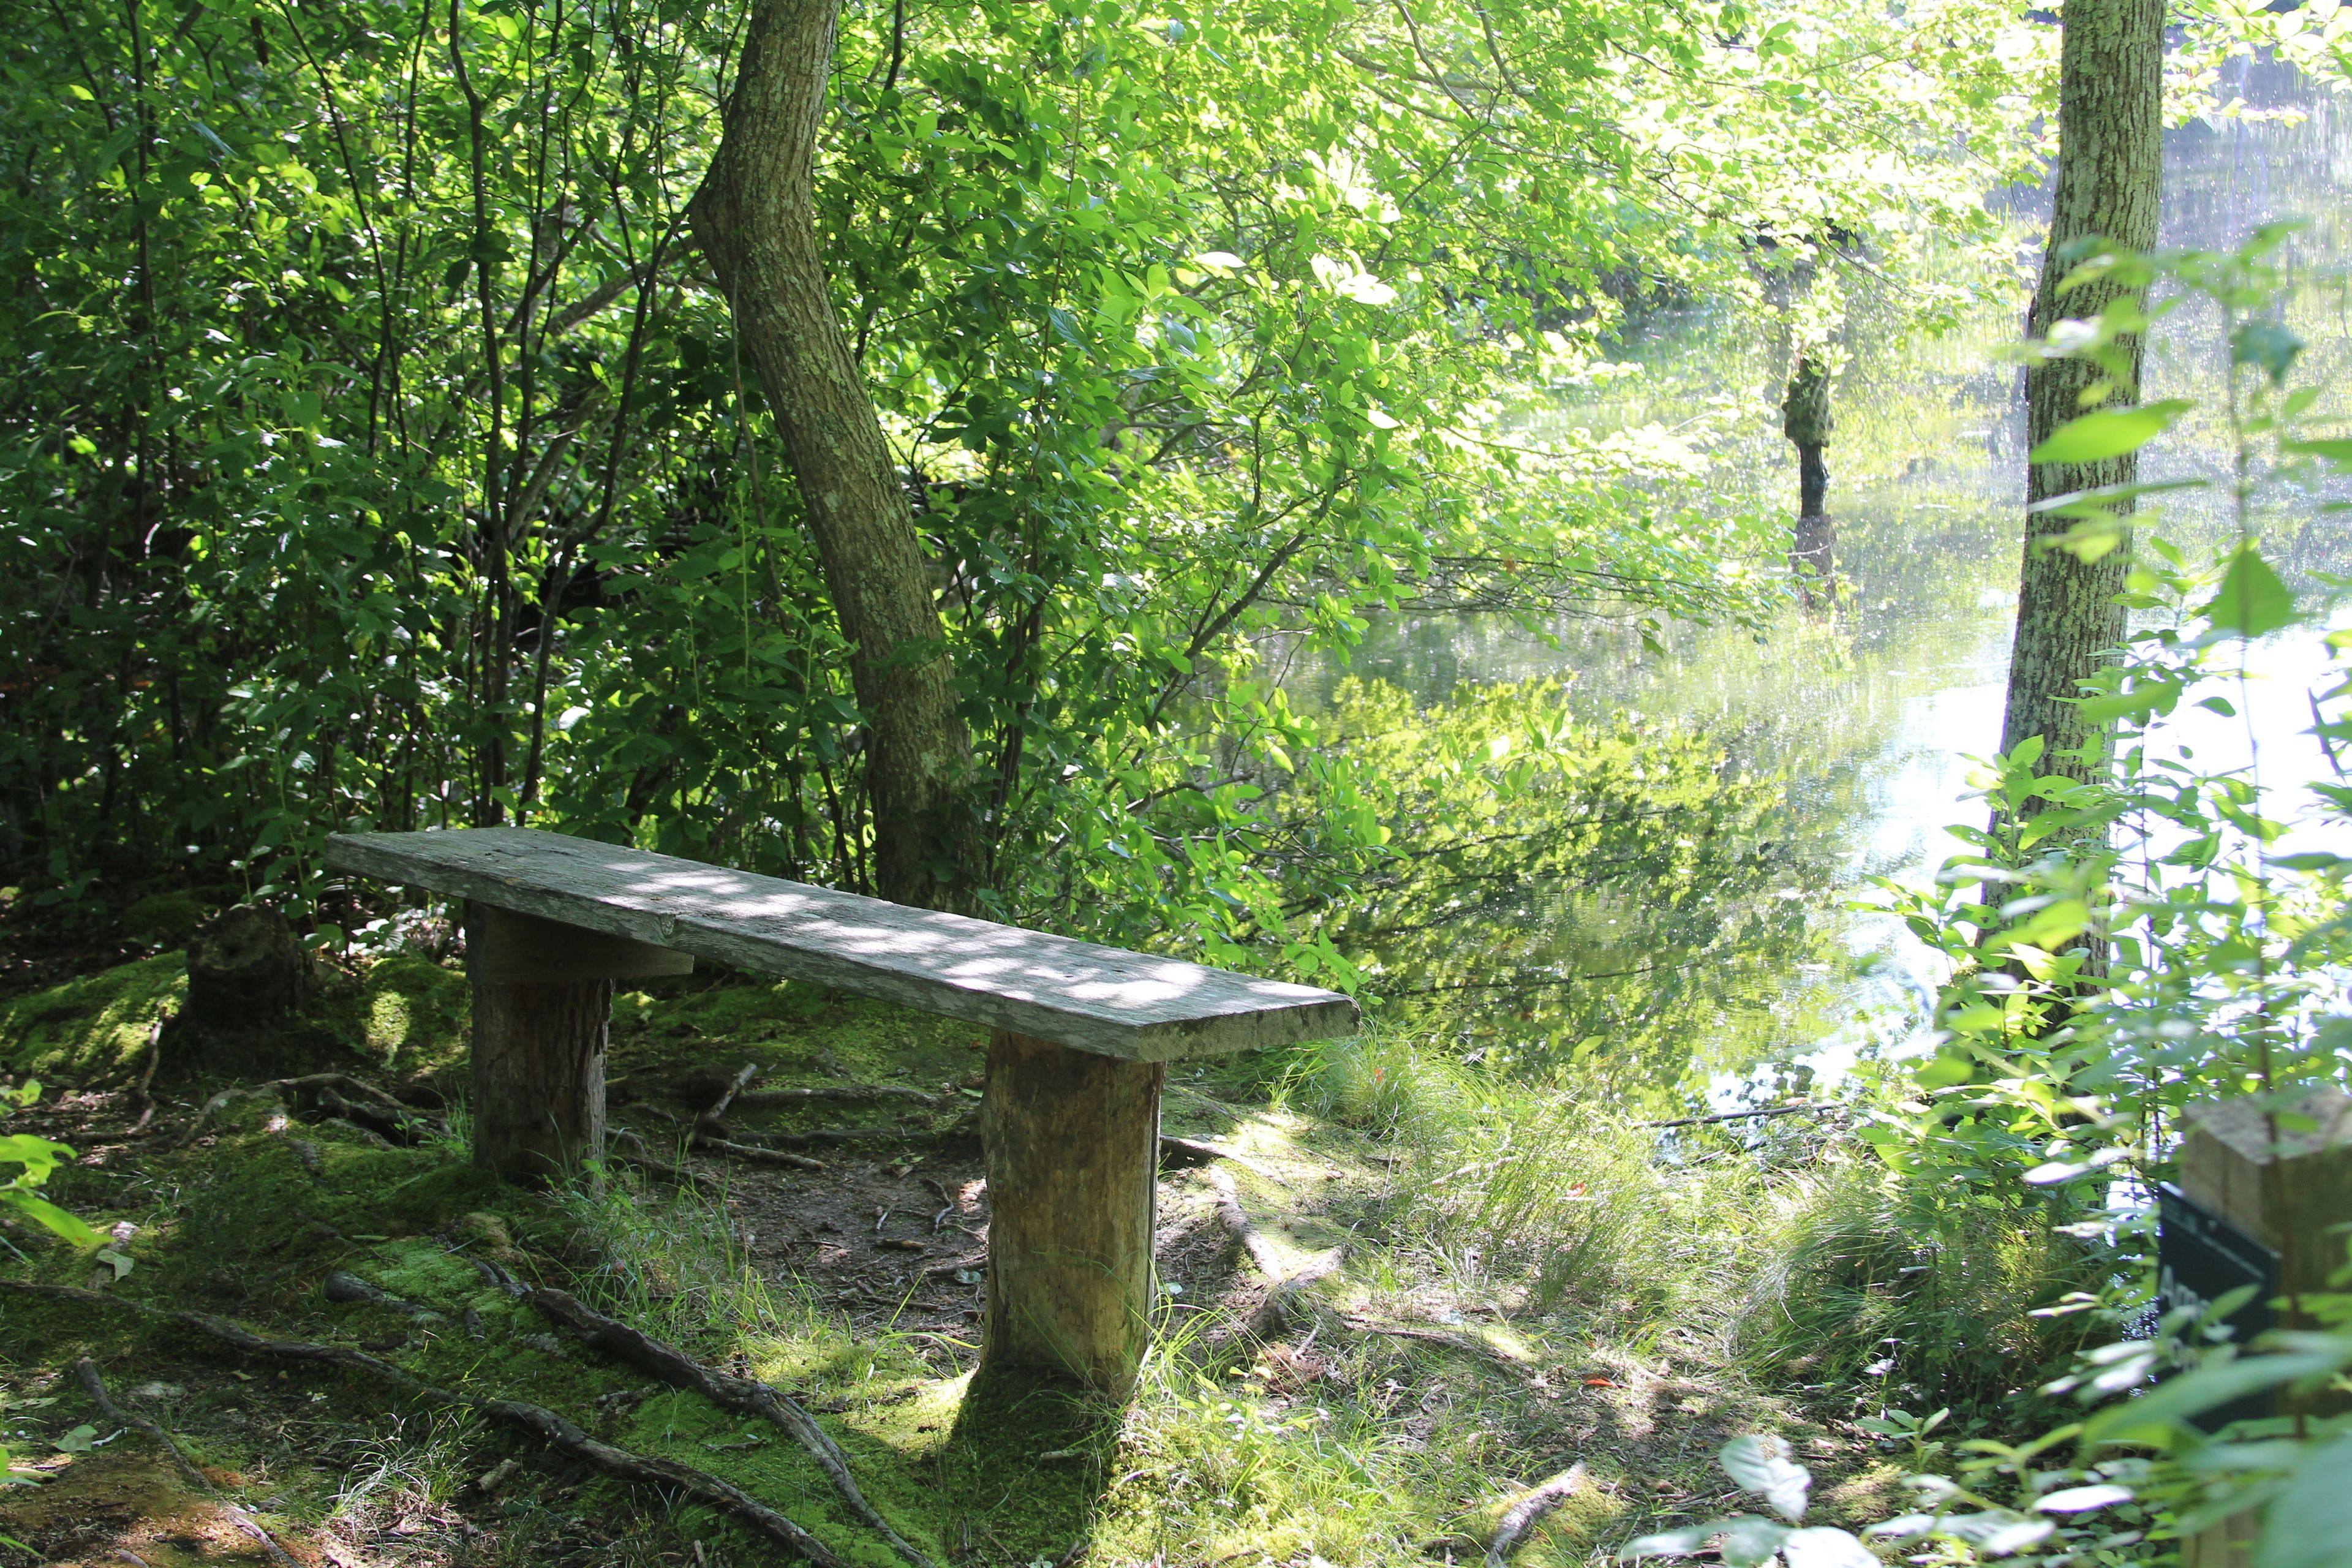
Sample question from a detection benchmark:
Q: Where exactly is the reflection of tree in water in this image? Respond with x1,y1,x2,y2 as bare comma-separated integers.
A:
1276,679,1855,1093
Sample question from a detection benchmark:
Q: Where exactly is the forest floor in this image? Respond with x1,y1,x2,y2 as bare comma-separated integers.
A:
0,941,1907,1568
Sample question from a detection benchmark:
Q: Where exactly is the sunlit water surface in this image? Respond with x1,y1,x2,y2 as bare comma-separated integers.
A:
1312,56,2352,1102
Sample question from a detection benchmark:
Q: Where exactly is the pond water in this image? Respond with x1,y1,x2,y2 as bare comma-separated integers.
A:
1331,55,2352,1102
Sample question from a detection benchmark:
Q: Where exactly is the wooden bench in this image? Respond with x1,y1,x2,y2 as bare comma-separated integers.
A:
320,826,1357,1392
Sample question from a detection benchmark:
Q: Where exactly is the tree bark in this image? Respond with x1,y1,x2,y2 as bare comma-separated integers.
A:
2000,0,2163,790
979,1029,1164,1394
690,0,979,910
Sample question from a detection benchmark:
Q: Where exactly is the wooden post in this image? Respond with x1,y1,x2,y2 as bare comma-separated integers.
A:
979,1029,1165,1394
2174,1089,2352,1568
466,902,692,1185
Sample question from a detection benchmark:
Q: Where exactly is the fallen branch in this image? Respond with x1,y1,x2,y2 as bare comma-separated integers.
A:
705,1061,761,1124
74,1357,298,1567
692,1132,826,1172
1486,1463,1586,1566
524,1286,933,1568
9,1284,847,1568
1208,1167,1346,1338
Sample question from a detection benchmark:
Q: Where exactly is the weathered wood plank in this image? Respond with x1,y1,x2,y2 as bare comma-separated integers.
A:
981,1029,1161,1391
323,827,1356,1061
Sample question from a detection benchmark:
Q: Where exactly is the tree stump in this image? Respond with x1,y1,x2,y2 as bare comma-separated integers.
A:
1781,353,1834,587
183,905,312,1031
979,1029,1165,1393
2175,1089,2352,1568
466,902,690,1185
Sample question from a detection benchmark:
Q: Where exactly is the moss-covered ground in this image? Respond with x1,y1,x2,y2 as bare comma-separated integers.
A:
0,948,1944,1567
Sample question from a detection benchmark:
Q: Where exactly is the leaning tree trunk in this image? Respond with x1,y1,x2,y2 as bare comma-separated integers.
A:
690,0,980,910
1782,352,1833,588
2000,0,2163,793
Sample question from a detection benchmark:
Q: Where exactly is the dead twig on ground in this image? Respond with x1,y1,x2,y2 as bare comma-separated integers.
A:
1485,1463,1586,1566
690,1132,826,1171
703,1061,761,1128
11,1284,848,1568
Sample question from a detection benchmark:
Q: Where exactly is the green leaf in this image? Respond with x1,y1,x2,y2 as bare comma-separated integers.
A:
2082,1344,2352,1446
2256,1431,2352,1568
2232,320,2304,386
1916,1051,1978,1088
1719,1435,1810,1523
2029,400,2193,464
1,1193,97,1245
1778,1528,1878,1568
2203,543,2296,639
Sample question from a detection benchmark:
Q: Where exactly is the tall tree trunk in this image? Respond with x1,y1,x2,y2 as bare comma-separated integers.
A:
1999,0,2163,791
690,0,979,910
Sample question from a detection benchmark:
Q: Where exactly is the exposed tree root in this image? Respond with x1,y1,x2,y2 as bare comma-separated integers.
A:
7,1283,850,1568
1207,1167,1347,1338
323,1270,444,1321
606,1128,728,1193
1161,1133,1278,1177
523,1286,935,1568
1340,1317,1540,1380
1485,1463,1586,1566
176,1072,440,1150
74,1355,299,1567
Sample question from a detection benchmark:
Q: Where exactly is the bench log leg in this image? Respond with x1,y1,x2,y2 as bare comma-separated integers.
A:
466,902,690,1186
979,1029,1164,1395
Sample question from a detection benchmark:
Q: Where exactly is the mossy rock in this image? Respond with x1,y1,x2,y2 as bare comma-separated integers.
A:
0,952,185,1082
347,952,470,1074
124,889,208,943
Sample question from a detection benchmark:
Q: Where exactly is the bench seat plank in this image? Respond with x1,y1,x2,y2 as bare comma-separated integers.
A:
323,827,1356,1061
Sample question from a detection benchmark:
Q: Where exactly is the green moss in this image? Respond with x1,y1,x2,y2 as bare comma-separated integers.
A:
0,952,185,1081
930,1365,1121,1562
347,952,470,1074
124,890,208,942
378,1161,503,1229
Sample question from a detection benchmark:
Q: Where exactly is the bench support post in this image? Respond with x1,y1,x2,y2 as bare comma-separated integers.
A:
980,1029,1164,1394
466,902,692,1186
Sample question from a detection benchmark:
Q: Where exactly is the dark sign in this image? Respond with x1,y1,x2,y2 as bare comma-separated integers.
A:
2157,1183,2281,1432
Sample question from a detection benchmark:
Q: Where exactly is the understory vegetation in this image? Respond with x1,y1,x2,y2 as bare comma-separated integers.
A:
9,0,2352,1564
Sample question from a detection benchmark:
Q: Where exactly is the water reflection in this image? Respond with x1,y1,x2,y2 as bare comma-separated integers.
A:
1300,56,2352,1098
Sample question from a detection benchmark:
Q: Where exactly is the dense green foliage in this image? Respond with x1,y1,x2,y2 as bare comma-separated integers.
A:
0,0,2044,974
